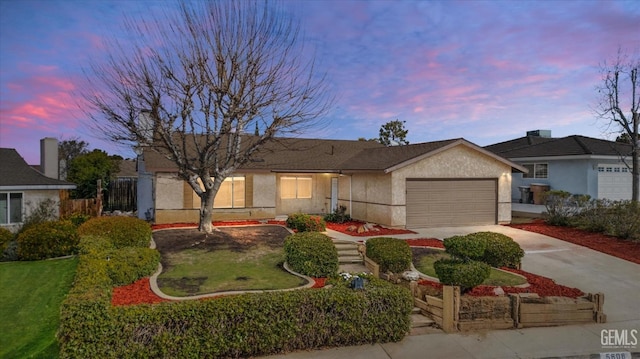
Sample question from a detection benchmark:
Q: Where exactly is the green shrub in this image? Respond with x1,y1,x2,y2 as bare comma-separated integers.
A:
0,227,16,261
442,235,486,261
543,190,590,226
365,237,411,273
0,227,14,251
66,212,92,227
434,258,491,290
606,201,640,241
284,232,338,277
286,213,326,232
466,232,524,269
18,198,59,234
78,216,151,248
104,247,160,286
61,279,411,358
16,220,79,260
324,205,351,224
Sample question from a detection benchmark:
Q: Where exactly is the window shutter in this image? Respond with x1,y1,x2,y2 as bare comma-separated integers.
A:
245,174,253,208
183,181,194,209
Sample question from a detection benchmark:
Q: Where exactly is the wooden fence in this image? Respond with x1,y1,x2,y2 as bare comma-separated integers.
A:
59,190,102,217
408,281,606,333
104,177,137,212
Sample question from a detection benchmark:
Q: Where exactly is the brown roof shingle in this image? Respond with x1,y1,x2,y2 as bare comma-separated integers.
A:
485,135,632,158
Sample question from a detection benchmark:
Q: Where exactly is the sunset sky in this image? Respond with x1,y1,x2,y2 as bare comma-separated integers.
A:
1,0,639,164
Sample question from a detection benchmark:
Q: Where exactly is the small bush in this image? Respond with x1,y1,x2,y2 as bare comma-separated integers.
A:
324,205,351,224
286,213,326,232
18,198,59,234
104,247,160,286
65,212,92,227
543,190,590,227
434,258,491,290
442,235,486,261
365,237,411,273
16,220,79,260
78,216,151,248
284,232,338,277
466,232,524,269
0,227,16,261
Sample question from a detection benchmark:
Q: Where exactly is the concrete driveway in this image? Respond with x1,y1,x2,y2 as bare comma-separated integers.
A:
421,225,640,323
266,225,639,358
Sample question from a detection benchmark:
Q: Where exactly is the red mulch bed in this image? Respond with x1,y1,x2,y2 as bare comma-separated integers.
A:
311,278,326,288
508,220,640,265
326,221,415,236
112,278,168,306
152,220,286,230
417,268,584,298
405,238,444,248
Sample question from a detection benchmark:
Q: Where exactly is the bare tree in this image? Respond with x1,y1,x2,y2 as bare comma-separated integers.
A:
80,1,331,232
596,48,639,202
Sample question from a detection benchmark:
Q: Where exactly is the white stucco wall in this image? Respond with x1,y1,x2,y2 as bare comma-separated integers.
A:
155,173,184,209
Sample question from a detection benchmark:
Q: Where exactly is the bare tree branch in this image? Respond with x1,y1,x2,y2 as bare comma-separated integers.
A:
78,1,332,231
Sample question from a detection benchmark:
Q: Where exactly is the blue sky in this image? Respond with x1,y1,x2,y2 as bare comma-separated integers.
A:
1,0,639,164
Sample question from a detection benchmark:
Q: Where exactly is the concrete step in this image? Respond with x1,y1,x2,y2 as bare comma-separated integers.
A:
337,248,360,256
411,307,421,314
338,255,364,264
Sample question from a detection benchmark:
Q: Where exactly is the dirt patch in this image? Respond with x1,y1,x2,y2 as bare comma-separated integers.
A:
159,276,208,295
153,225,291,255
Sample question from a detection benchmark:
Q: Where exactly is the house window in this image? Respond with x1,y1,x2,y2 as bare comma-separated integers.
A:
214,177,245,208
523,163,548,179
0,192,23,225
281,176,312,199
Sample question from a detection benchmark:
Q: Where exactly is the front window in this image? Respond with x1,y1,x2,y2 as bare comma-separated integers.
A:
523,163,548,179
281,176,312,199
0,192,23,224
214,177,245,208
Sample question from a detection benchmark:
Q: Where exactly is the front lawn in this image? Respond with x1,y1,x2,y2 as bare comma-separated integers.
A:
154,226,307,296
0,257,78,358
412,247,527,287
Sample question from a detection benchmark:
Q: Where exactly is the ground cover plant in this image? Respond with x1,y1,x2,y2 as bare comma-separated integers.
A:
0,257,77,358
154,226,307,296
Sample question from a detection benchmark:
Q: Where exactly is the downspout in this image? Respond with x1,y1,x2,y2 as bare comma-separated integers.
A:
349,174,353,218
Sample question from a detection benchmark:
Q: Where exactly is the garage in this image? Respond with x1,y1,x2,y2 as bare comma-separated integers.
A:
597,164,632,201
406,179,497,228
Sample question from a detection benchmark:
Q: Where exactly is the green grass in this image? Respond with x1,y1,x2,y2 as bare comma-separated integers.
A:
0,257,78,359
413,249,527,287
158,246,307,296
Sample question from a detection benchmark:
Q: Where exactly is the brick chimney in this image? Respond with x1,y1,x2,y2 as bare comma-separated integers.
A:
40,137,59,179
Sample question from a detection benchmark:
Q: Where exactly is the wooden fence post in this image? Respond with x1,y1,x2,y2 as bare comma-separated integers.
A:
442,286,460,333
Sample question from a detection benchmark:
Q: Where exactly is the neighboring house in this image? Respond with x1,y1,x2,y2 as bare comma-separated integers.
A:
138,136,525,229
485,130,633,202
0,138,76,232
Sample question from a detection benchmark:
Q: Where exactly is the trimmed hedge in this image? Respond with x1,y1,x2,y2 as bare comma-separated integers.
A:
284,232,338,277
16,220,79,260
60,278,411,358
442,235,486,261
286,213,326,232
467,232,524,269
77,217,151,248
105,247,160,286
434,258,491,290
365,237,411,273
59,232,412,358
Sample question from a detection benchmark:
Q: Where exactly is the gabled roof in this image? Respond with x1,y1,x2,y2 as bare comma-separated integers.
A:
143,135,525,173
485,135,632,159
0,148,76,190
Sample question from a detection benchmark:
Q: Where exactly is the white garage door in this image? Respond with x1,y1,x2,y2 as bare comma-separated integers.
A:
598,164,632,200
406,179,497,229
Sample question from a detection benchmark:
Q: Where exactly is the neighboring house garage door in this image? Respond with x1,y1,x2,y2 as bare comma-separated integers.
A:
406,179,497,228
598,164,632,200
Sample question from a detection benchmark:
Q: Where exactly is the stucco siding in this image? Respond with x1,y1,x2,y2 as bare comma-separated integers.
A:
155,173,184,209
393,145,512,225
275,173,330,215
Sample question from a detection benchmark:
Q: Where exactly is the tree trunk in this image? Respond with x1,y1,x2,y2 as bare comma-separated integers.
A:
198,190,216,233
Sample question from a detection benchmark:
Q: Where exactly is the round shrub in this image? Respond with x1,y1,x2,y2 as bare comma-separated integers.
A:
442,235,486,261
434,258,491,290
467,232,524,269
0,227,14,251
104,247,160,286
16,220,80,260
284,232,338,277
78,216,151,248
286,213,326,232
365,237,412,273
